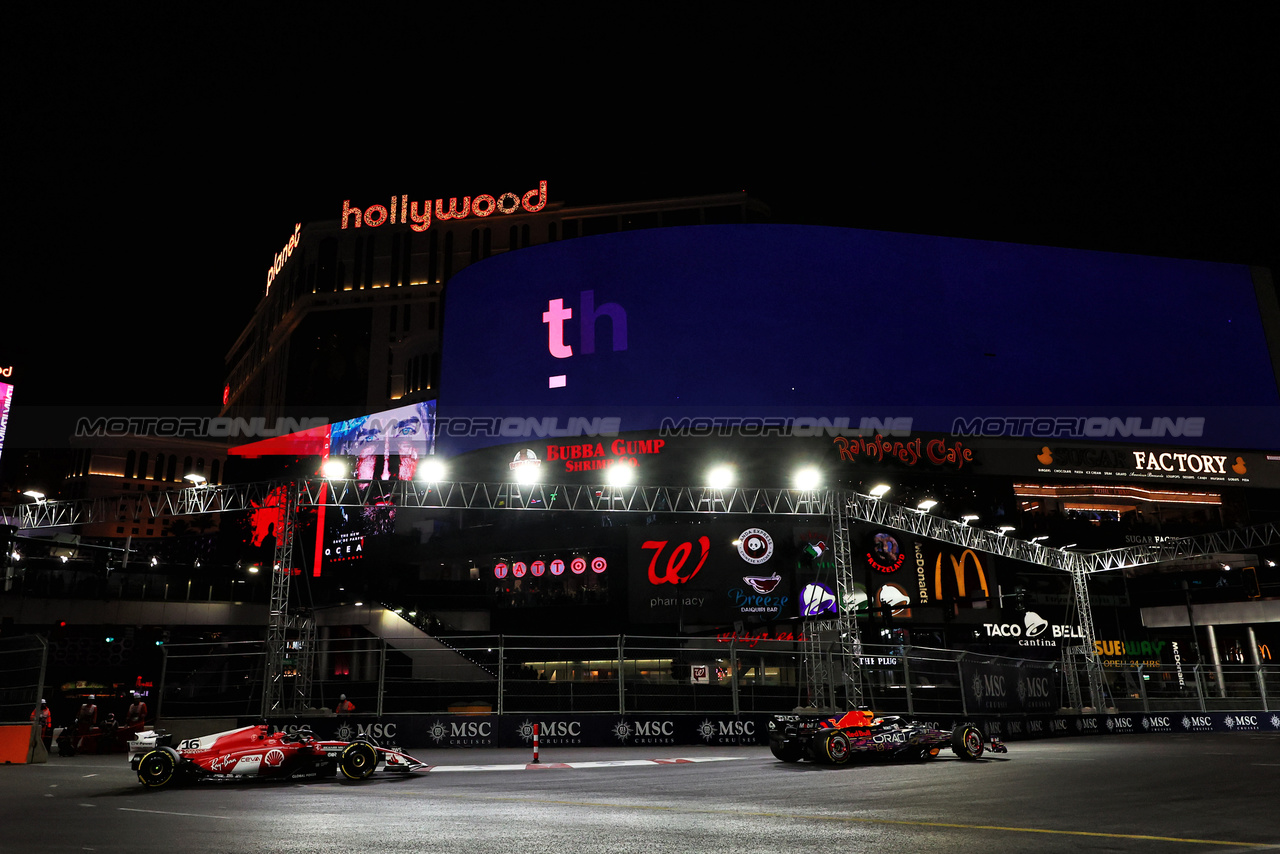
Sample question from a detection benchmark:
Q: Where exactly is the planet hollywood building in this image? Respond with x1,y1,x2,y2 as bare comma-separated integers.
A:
222,191,1280,690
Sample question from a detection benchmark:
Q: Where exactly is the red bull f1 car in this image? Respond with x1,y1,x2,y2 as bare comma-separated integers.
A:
129,724,426,788
768,710,1006,764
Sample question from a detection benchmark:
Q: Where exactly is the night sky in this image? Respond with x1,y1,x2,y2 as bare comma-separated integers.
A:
4,8,1276,417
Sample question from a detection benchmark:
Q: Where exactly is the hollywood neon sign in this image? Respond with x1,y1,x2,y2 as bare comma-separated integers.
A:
341,181,548,233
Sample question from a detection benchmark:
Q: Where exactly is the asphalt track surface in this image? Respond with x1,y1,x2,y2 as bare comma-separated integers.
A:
4,734,1278,854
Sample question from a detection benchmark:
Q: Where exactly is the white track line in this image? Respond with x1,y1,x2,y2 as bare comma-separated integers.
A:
423,757,745,773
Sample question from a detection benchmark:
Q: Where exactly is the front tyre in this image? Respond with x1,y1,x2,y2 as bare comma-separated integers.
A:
951,723,985,760
339,742,378,780
137,748,179,788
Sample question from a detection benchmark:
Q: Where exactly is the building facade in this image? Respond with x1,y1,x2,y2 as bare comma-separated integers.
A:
221,186,769,424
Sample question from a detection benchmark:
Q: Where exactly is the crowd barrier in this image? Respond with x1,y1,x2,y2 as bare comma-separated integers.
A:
156,635,1277,721
0,722,46,764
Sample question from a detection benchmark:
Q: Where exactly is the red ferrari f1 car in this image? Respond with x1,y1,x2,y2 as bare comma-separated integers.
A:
129,724,426,788
768,710,1007,765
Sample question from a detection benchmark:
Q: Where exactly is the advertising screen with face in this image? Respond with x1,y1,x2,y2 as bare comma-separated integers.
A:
330,400,436,482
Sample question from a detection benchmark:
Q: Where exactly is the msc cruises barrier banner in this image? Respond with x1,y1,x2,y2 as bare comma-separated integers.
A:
247,711,1280,749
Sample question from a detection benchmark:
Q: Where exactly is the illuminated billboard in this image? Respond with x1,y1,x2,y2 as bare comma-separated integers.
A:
0,381,11,465
437,226,1279,453
231,400,436,473
793,523,999,625
628,523,795,625
329,401,436,481
230,401,436,576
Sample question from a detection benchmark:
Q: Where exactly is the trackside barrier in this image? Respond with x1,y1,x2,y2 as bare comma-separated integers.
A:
0,722,47,764
229,710,1280,750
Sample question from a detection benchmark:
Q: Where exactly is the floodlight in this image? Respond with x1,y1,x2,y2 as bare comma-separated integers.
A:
793,467,821,491
418,459,447,482
707,466,734,489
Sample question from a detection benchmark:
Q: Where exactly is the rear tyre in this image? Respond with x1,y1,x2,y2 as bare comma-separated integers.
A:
823,731,852,765
339,742,378,780
950,723,985,760
769,741,803,763
137,748,178,788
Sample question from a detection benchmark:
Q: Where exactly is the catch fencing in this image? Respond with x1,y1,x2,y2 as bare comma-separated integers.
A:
0,635,48,724
154,635,1278,720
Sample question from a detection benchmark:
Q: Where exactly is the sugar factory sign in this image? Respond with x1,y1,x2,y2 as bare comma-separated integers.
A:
1130,449,1234,475
341,181,548,232
1022,442,1261,485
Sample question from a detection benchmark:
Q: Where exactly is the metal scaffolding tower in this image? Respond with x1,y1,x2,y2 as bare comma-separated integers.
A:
800,492,864,710
262,481,315,715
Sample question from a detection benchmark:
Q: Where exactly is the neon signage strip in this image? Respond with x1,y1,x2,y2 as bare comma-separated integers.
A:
266,223,302,294
341,181,548,233
1012,483,1222,505
0,381,12,465
494,555,605,579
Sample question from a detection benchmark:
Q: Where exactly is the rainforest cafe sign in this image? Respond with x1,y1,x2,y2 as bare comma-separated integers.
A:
833,435,974,470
